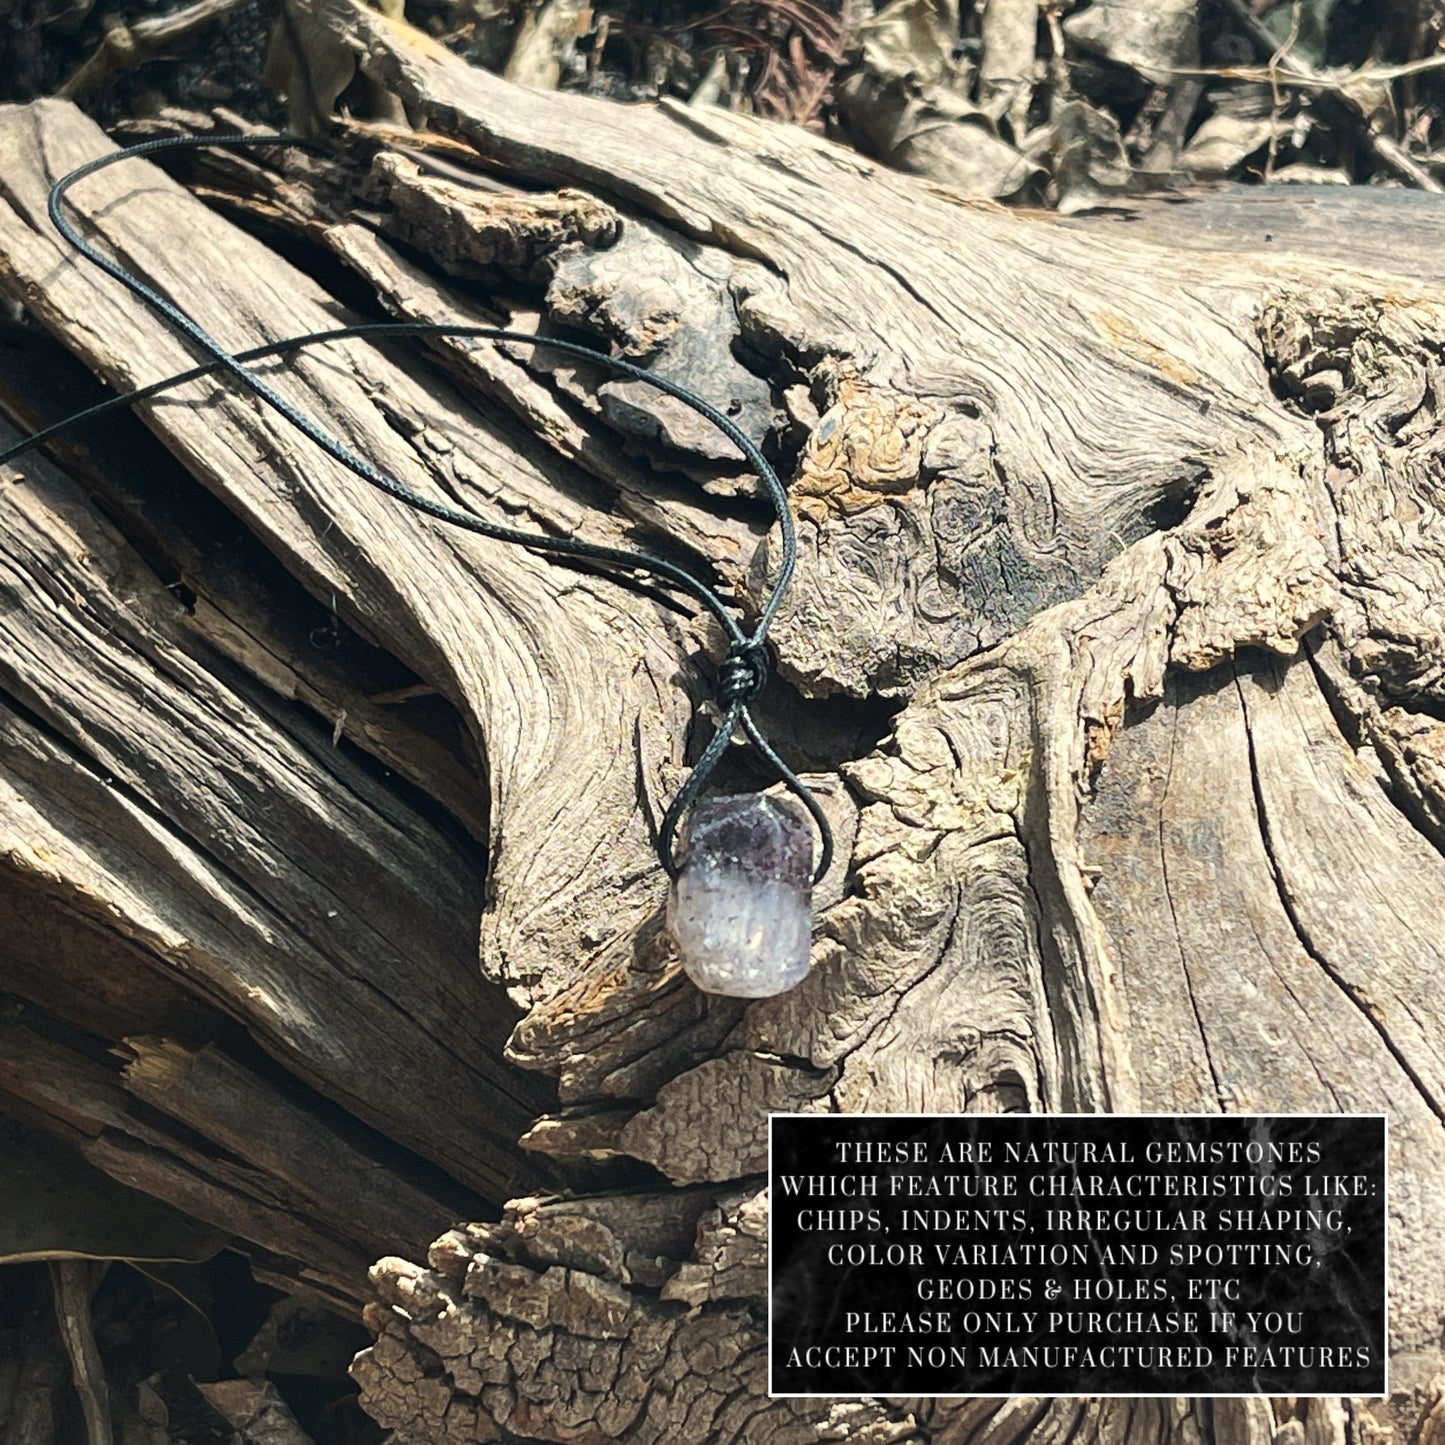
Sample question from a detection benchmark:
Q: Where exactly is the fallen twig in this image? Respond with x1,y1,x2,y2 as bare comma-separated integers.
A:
58,0,253,102
49,1262,113,1445
1213,0,1443,190
1163,53,1445,90
1265,0,1301,180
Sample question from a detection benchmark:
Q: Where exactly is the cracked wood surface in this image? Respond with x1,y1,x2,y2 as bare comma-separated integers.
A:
0,7,1442,1437
294,10,1438,1436
295,0,1326,698
0,99,690,1002
0,418,544,1184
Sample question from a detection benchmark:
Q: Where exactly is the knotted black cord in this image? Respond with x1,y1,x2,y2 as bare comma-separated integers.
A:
4,131,834,882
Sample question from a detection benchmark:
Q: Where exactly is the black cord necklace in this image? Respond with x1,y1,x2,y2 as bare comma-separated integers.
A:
0,131,833,996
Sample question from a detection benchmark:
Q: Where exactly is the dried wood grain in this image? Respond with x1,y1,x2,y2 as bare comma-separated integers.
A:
281,21,1442,1432
0,426,543,1198
0,99,690,999
1,15,1443,1437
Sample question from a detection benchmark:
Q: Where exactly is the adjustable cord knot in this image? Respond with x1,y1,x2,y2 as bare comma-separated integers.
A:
717,643,769,707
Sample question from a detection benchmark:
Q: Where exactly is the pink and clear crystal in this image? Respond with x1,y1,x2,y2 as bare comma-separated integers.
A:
667,793,814,998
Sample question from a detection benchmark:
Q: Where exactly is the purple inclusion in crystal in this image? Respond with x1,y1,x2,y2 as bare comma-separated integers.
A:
667,793,814,998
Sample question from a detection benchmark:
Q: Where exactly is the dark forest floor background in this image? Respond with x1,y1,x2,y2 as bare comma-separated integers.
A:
5,0,1445,204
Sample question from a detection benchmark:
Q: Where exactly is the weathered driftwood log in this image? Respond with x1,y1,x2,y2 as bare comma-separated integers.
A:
1,0,1443,1436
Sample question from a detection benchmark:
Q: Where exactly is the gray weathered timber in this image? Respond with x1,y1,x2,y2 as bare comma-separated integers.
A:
294,0,1330,700
0,6,1443,1437
0,99,690,1002
0,423,543,1194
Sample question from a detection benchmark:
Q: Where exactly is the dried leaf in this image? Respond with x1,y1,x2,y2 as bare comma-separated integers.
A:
836,0,1038,198
265,0,452,133
978,0,1038,136
196,1381,317,1445
854,0,963,88
892,113,1041,195
1259,0,1340,69
1052,97,1133,212
263,0,359,137
1267,162,1353,183
503,0,590,90
1180,111,1284,178
1064,0,1200,82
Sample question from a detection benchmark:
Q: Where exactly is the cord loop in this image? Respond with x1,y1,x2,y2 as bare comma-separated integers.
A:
21,130,837,888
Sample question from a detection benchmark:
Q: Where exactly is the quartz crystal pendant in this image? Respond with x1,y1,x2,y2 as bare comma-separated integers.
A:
667,793,814,998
